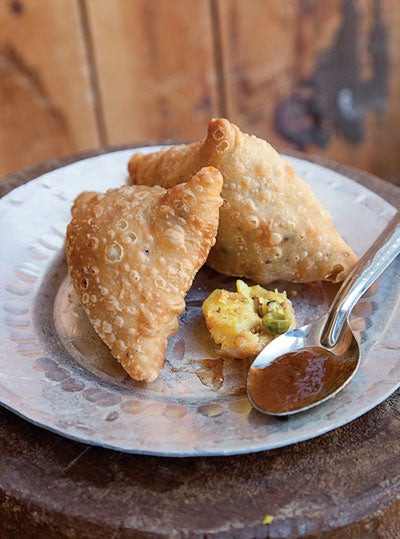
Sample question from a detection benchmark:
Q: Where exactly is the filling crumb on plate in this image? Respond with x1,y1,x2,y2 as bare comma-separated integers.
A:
202,279,296,359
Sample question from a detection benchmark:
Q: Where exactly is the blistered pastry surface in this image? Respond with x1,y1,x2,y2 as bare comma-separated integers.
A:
66,167,222,382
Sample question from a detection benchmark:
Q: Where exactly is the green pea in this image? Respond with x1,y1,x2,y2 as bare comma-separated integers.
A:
262,313,291,334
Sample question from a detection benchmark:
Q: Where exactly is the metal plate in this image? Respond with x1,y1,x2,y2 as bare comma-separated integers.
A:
0,148,398,456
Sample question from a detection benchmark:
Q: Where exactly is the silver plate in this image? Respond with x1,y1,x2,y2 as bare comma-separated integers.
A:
0,149,398,456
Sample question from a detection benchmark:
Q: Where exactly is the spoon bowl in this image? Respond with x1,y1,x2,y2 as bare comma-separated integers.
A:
247,315,360,416
247,209,400,416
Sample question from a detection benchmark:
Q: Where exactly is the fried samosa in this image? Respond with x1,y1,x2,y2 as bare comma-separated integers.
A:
66,166,223,382
128,118,358,284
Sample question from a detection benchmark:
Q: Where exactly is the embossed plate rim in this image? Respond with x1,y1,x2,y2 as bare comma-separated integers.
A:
0,148,399,457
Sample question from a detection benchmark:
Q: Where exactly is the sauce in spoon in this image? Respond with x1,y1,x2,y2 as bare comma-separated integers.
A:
247,347,356,414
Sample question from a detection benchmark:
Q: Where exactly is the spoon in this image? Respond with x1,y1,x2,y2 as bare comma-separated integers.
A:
247,209,400,416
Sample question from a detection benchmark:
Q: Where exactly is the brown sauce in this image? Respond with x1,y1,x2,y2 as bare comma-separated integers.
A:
248,347,354,414
195,359,224,390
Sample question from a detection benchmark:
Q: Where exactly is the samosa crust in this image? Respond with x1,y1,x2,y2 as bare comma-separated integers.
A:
66,166,223,382
128,118,358,284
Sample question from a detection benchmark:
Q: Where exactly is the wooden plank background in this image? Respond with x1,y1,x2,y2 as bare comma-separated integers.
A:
0,0,399,183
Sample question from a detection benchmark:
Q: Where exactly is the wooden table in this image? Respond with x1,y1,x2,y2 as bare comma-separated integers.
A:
0,150,399,539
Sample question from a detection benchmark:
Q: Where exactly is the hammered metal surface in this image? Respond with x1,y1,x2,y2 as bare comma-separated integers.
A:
0,149,398,456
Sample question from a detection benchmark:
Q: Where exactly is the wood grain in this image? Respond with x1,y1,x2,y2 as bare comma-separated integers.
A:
0,0,399,183
217,0,302,143
0,0,99,177
217,0,400,182
295,0,400,183
84,0,219,145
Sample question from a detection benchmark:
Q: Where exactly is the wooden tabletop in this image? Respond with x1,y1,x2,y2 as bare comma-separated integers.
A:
0,150,400,539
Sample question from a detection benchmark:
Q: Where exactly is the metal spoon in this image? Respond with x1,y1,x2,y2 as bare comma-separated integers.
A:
247,209,400,416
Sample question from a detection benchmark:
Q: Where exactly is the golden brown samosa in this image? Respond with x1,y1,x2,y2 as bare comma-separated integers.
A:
128,118,358,284
66,166,223,382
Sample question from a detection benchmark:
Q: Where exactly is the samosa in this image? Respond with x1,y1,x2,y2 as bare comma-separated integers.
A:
66,166,223,382
128,118,358,284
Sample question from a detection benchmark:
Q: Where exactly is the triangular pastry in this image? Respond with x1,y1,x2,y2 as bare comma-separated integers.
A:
128,118,358,284
66,166,223,382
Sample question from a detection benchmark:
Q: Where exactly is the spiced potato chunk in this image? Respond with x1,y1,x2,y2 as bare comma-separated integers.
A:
202,280,296,359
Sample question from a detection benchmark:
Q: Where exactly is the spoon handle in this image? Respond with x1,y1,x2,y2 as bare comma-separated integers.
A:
321,209,400,349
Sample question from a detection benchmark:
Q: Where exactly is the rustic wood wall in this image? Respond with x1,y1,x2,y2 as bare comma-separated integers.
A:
0,0,399,183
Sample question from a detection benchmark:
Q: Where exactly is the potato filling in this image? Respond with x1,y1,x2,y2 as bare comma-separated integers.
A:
202,280,296,359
